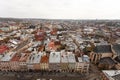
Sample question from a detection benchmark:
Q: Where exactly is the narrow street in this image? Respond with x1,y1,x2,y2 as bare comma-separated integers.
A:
0,71,88,80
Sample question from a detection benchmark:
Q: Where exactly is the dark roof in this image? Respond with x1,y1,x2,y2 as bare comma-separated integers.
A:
93,45,112,53
99,57,116,65
113,44,120,55
114,56,120,63
112,74,120,80
29,25,35,29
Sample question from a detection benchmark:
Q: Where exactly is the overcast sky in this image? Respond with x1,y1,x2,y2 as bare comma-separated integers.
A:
0,0,120,19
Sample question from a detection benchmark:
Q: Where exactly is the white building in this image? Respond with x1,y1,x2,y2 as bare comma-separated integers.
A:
49,51,61,71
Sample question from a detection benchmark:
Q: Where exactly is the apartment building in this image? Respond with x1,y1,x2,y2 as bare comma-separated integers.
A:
90,45,113,64
49,51,61,71
40,52,49,70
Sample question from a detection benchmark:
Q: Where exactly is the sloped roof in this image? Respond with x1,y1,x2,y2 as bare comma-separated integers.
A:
102,70,120,80
40,55,49,63
112,74,120,80
114,56,120,63
113,44,120,55
99,57,116,65
93,45,112,53
0,45,9,54
49,52,60,63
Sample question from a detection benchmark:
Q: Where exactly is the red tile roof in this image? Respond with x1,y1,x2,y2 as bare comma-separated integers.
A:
48,41,61,50
35,30,46,41
0,45,9,54
40,55,49,63
38,45,44,51
11,54,20,61
19,53,30,62
50,28,57,35
0,29,3,33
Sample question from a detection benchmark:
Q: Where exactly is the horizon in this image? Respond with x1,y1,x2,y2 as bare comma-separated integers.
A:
0,0,120,19
1,17,120,20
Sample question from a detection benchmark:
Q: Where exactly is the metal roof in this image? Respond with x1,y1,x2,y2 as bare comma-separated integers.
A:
93,45,112,53
113,44,120,55
49,51,61,63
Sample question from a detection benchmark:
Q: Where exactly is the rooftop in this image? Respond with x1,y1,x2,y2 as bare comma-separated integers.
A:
40,53,49,63
61,54,68,63
49,51,60,63
93,45,112,53
61,50,68,63
67,52,76,63
0,45,9,54
10,53,21,61
19,53,30,62
112,44,120,55
99,57,116,65
102,70,120,80
82,55,90,62
0,52,16,61
27,52,43,64
114,56,120,63
77,57,83,62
